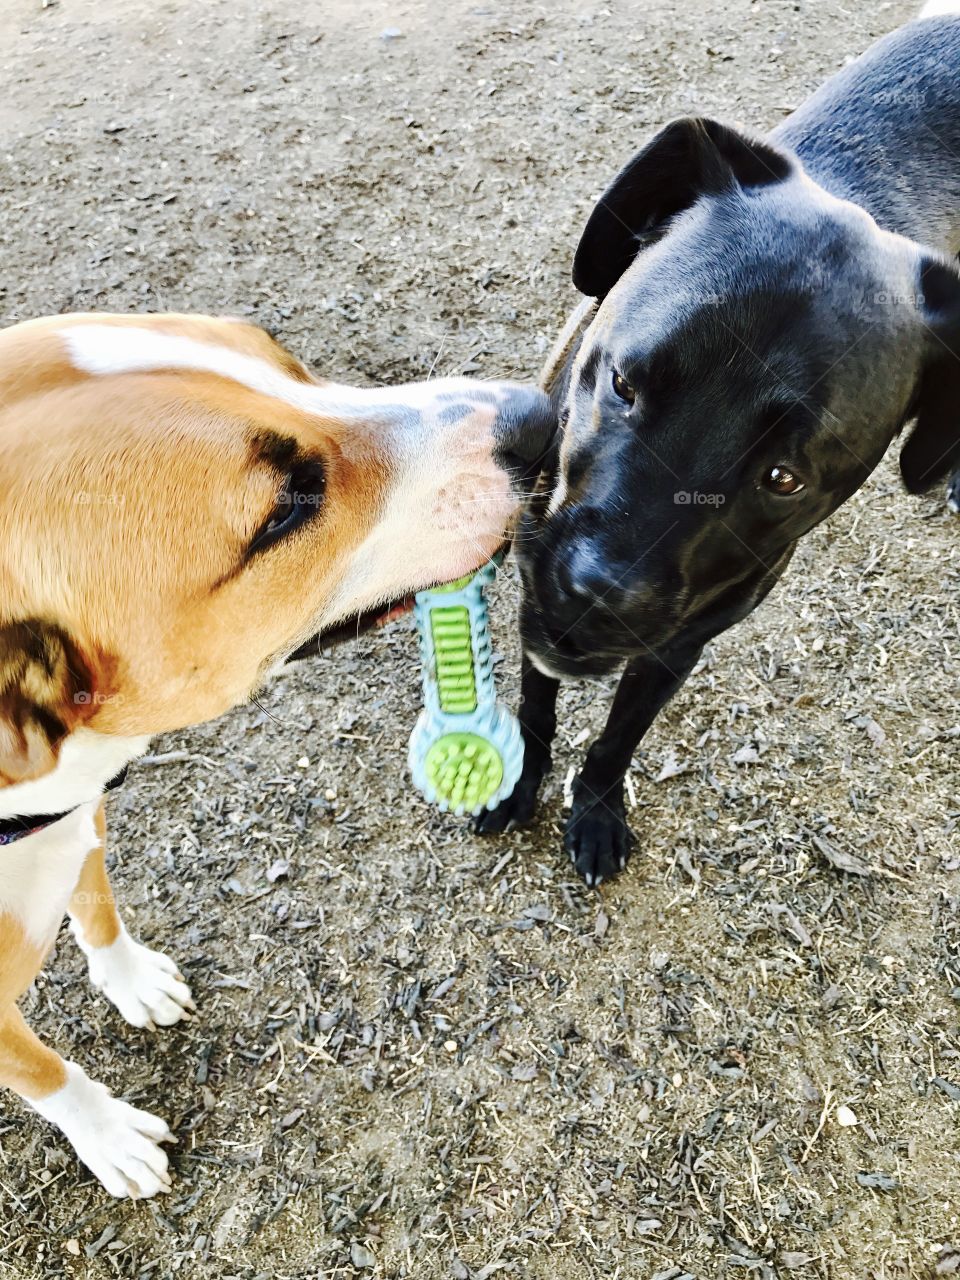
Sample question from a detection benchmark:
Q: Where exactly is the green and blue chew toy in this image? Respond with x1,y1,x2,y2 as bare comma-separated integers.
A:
408,555,523,816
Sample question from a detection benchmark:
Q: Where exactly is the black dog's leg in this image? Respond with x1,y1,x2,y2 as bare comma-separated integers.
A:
566,647,701,886
475,657,560,834
948,469,960,514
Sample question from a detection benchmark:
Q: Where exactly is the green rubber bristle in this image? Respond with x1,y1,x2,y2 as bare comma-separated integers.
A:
423,733,504,809
430,606,478,714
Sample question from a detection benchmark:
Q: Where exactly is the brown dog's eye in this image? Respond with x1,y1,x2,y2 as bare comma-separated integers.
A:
263,489,295,535
249,460,326,555
764,465,804,495
611,370,636,405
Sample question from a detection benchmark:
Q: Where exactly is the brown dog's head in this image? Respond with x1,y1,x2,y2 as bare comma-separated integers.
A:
0,314,553,785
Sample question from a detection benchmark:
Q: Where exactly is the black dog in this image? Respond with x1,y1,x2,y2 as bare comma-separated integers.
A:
477,5,960,885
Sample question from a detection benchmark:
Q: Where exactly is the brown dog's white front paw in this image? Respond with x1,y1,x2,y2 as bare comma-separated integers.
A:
73,923,195,1030
30,1062,175,1198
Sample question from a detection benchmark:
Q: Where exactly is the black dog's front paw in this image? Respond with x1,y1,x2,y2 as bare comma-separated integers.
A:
564,788,634,887
476,746,551,835
474,773,542,834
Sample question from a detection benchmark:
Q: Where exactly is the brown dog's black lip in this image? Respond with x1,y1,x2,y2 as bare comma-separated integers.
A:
286,598,415,659
288,542,513,660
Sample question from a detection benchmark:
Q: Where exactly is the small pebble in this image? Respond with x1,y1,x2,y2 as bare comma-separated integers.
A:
350,1242,376,1268
836,1105,859,1127
444,1040,458,1053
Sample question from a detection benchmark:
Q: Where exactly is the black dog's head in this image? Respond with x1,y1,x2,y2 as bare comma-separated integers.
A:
520,116,960,677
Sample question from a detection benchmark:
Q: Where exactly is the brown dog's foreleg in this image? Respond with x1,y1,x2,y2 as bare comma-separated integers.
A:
0,1001,67,1100
0,801,181,1197
68,805,194,1030
0,999,175,1198
68,804,120,948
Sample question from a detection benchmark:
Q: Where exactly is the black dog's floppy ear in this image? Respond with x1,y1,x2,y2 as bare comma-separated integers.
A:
899,257,960,494
572,116,794,298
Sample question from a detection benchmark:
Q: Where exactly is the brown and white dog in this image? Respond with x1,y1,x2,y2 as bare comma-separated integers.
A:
0,312,553,1198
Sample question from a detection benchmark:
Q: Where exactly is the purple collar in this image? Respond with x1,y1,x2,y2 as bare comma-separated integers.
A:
0,766,129,846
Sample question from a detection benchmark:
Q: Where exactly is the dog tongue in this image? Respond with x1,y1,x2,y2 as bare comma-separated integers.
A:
375,597,414,627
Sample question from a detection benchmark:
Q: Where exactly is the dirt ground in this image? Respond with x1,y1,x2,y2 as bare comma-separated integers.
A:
1,0,959,1276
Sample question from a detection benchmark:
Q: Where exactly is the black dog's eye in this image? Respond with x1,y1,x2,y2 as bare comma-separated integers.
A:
611,370,636,405
764,464,805,496
250,460,325,554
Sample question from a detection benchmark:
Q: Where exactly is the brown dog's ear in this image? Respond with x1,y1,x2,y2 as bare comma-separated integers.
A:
899,257,960,494
572,116,795,298
0,620,96,786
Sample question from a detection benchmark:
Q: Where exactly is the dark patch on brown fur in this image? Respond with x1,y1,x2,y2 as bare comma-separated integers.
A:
247,430,301,475
0,621,96,785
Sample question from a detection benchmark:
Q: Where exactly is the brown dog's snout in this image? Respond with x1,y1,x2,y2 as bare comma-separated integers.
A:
492,385,557,479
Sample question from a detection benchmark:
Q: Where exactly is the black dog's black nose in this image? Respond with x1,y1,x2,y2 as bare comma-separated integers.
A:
494,385,557,475
556,542,633,611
